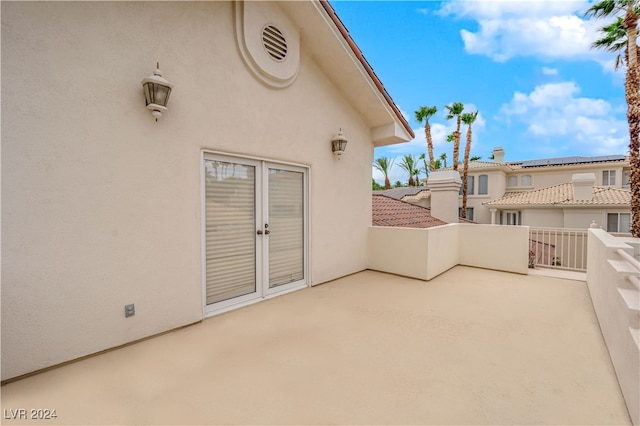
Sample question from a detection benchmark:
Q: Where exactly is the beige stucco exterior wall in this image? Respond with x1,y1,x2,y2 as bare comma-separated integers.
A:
507,164,628,190
463,170,505,224
521,209,565,228
516,208,631,230
2,1,380,380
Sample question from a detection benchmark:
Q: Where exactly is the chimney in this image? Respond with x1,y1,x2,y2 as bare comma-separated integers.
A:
492,146,505,163
429,170,462,224
572,173,595,201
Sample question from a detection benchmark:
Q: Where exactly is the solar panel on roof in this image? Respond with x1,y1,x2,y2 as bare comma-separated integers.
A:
521,155,625,168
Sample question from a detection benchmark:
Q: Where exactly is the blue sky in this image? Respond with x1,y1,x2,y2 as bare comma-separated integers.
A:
329,1,630,184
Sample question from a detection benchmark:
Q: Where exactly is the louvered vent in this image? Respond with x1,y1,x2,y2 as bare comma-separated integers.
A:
262,25,287,61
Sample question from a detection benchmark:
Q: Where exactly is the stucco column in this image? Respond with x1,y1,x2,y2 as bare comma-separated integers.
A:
490,208,497,225
429,171,462,224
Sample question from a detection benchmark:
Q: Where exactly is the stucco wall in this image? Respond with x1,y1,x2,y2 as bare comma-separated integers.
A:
586,229,640,425
522,209,565,228
2,1,375,380
507,165,627,190
458,224,529,274
368,223,527,281
425,224,459,280
368,227,431,280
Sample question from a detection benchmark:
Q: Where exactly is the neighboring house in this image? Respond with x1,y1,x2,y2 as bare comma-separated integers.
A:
411,147,630,229
1,0,413,381
372,194,473,228
483,175,631,232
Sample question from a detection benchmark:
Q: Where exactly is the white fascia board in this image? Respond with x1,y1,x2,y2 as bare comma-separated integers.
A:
372,122,413,146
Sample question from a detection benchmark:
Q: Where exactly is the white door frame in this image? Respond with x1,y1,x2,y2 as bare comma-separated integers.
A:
201,151,310,317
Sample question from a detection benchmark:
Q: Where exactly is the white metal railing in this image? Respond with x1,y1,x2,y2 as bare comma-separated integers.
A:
529,227,588,272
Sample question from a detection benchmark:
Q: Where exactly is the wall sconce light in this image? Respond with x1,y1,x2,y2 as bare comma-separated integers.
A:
141,62,173,121
331,128,348,158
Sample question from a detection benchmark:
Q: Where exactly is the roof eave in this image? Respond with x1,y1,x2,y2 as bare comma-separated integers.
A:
316,0,414,144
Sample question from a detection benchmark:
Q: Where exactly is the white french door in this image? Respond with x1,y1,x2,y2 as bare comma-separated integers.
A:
203,153,308,316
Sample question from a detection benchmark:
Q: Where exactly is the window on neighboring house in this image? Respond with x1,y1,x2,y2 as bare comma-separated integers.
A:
607,213,631,233
507,176,517,187
478,174,488,194
623,170,630,188
603,170,616,186
459,175,474,195
459,207,474,220
521,175,532,186
504,211,520,225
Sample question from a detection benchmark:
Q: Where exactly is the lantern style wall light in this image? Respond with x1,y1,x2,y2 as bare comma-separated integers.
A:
331,128,348,158
141,62,173,121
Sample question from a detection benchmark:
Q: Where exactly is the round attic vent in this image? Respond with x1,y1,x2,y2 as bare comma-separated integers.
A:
262,25,287,61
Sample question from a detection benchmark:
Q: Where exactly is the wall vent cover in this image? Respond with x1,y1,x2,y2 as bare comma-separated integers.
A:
262,25,287,61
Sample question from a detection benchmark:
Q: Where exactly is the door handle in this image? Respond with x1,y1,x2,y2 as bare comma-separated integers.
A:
257,229,263,235
264,229,270,235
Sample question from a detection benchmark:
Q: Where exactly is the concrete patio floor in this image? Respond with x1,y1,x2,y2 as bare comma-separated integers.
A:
1,266,631,425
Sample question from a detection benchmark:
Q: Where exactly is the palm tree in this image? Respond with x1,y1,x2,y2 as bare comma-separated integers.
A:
433,159,442,170
470,155,482,162
415,106,438,170
439,152,448,168
373,157,395,190
419,153,430,183
586,0,640,237
460,111,479,219
593,17,633,69
445,102,465,171
398,154,417,186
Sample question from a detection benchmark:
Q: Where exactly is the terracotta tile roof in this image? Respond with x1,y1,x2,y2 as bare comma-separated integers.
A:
372,195,473,228
484,182,631,207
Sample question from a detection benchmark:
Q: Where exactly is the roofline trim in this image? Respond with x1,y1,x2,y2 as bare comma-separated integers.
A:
318,0,414,139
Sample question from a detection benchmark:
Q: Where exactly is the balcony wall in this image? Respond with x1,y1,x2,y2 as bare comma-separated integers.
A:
368,224,528,280
586,229,640,425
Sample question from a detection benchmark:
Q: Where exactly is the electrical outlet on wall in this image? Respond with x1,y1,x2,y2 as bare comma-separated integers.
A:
124,304,135,317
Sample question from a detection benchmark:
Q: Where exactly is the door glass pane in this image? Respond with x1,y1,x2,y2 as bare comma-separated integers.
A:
205,160,256,304
268,169,304,288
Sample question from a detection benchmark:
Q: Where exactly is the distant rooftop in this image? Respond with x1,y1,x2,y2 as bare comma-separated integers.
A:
373,186,429,201
511,155,627,168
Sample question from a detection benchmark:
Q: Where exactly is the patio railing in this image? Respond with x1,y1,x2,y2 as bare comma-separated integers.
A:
529,227,588,272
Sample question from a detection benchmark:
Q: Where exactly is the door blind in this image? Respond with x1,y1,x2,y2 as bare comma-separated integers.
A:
205,160,256,304
268,169,304,288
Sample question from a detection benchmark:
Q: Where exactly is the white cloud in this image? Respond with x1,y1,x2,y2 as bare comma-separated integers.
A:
438,0,619,70
542,66,559,75
499,81,628,155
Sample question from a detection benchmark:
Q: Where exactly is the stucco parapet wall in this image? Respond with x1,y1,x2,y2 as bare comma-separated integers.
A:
586,228,640,425
368,223,528,282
